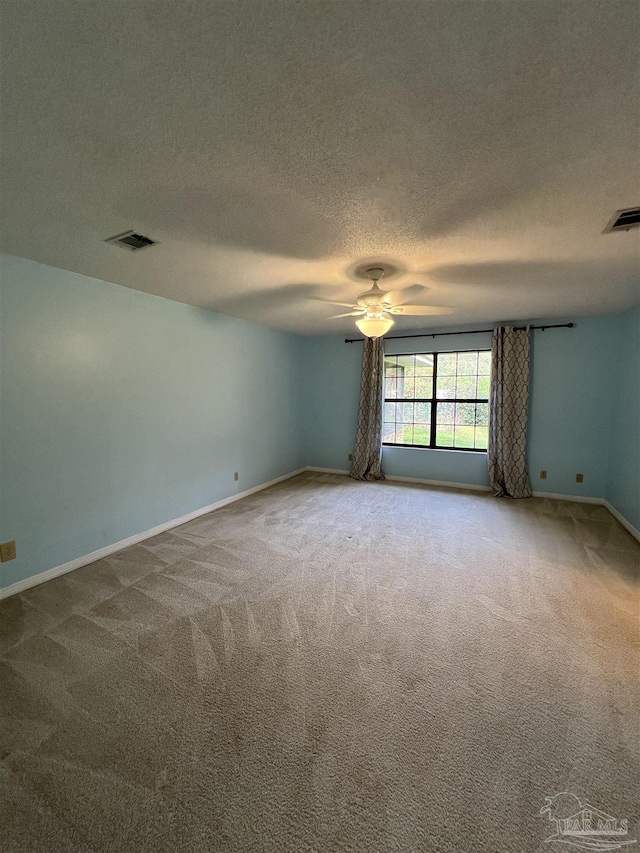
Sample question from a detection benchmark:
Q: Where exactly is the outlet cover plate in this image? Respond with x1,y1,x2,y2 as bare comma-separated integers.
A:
0,540,16,562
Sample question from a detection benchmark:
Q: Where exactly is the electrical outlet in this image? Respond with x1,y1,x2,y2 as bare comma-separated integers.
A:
234,472,239,481
576,473,584,483
348,453,353,461
0,540,16,562
540,470,547,479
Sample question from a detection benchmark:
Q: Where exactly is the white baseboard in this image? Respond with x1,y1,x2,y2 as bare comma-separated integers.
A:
0,467,307,601
385,473,492,492
306,466,350,476
306,467,492,492
531,491,603,504
603,500,640,542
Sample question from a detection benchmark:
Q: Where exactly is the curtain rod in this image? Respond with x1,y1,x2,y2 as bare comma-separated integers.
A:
343,322,574,343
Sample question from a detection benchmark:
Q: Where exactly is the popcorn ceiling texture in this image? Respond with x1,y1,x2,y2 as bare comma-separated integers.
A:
0,0,638,334
1,473,639,852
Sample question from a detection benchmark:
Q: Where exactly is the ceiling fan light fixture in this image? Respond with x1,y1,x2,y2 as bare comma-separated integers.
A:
355,314,395,339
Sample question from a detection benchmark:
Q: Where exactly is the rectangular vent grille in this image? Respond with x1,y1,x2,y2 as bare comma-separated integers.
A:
105,230,158,250
603,207,640,233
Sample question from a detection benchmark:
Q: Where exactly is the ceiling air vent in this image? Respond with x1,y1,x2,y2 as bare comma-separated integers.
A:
105,230,158,250
602,207,640,233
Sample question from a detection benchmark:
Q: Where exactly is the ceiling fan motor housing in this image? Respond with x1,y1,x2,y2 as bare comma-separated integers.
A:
356,282,391,309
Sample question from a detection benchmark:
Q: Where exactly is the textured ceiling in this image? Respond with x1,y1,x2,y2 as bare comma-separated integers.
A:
1,0,639,334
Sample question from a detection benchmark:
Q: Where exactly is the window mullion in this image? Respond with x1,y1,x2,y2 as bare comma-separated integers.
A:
430,353,438,449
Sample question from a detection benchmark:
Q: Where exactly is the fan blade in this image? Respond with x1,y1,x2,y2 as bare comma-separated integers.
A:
387,306,452,316
330,310,366,318
384,284,428,304
312,298,359,309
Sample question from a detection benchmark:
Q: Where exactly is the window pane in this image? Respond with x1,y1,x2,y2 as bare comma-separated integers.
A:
453,425,475,448
384,402,398,422
455,402,476,425
457,351,478,374
396,355,415,378
437,402,455,424
395,423,414,444
475,403,489,426
383,422,397,442
412,423,431,445
478,351,491,373
385,373,397,397
404,373,416,399
477,375,490,398
415,402,430,424
438,352,457,375
414,354,434,376
395,356,414,398
435,404,452,446
415,374,433,398
436,425,455,446
456,375,477,398
474,425,489,450
436,374,456,399
413,401,431,446
474,403,489,449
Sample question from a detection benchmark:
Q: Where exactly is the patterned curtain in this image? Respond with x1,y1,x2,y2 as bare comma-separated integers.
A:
488,326,532,498
350,337,385,481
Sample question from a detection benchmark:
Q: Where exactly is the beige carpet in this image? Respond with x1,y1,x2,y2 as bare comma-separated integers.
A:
1,472,639,852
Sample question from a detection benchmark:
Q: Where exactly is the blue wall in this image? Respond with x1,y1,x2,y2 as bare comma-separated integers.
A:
304,316,624,499
302,335,363,471
0,254,306,590
606,305,640,531
528,316,618,498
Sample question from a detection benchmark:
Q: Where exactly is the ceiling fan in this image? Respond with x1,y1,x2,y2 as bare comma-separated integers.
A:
330,267,450,338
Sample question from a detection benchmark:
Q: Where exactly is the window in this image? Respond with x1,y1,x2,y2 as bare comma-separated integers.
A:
383,350,491,451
